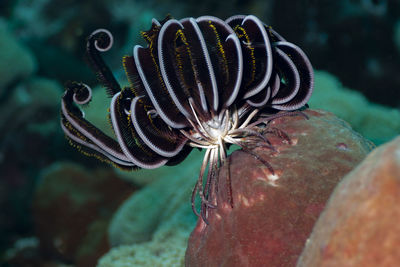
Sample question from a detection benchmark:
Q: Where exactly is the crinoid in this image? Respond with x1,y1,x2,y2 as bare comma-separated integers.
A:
61,15,314,224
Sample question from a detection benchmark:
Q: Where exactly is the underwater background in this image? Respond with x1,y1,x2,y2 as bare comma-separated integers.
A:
0,0,399,266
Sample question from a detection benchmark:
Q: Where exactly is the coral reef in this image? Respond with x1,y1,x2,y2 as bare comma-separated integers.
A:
185,110,373,267
98,200,194,267
0,76,64,249
108,152,201,246
310,70,400,145
0,18,36,92
97,110,372,267
0,18,67,254
32,162,136,267
1,0,399,265
297,135,400,267
97,151,203,266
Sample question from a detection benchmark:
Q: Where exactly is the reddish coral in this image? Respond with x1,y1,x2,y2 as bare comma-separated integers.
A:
185,110,373,267
297,136,400,267
32,163,136,267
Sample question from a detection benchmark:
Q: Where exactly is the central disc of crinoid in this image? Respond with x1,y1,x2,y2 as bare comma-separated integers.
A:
207,124,226,142
203,110,236,145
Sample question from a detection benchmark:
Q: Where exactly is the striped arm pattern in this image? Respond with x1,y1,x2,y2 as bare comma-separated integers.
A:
61,14,314,222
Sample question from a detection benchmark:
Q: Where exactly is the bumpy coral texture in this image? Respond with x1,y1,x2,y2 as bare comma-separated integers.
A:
98,108,372,267
98,152,202,266
185,109,373,267
310,71,400,145
95,71,400,266
297,136,400,267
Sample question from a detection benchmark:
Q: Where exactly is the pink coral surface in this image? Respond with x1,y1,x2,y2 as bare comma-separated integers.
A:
185,110,373,267
297,136,400,267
